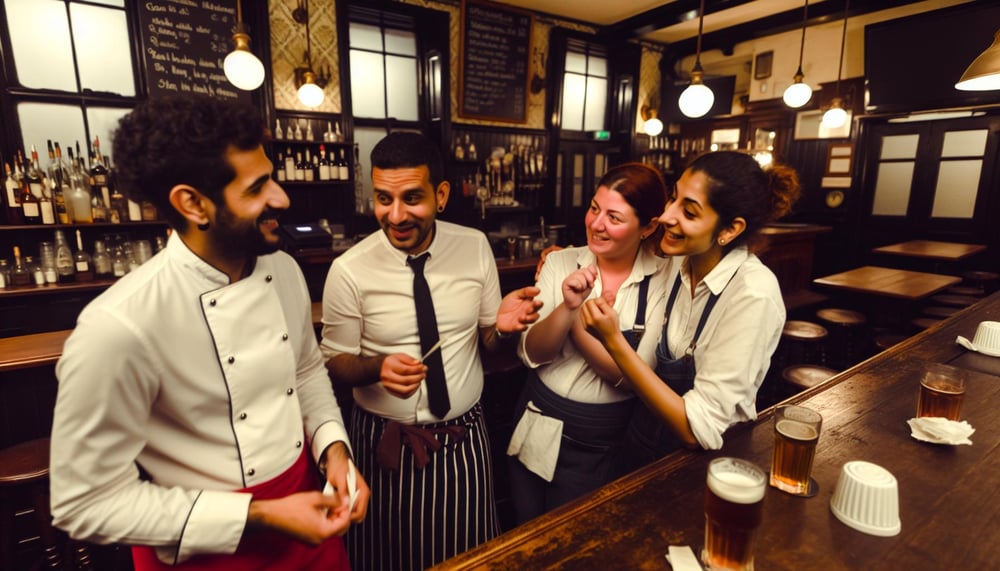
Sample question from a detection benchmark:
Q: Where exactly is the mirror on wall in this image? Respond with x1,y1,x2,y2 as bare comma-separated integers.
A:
709,128,741,151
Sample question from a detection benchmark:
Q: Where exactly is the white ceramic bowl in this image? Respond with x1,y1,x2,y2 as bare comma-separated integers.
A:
830,461,901,537
972,321,1000,357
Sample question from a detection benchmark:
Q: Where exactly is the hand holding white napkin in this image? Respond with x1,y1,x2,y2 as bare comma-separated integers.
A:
907,417,975,445
323,458,360,512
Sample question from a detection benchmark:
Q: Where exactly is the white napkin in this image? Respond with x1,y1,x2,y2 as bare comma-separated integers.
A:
323,458,360,512
665,545,703,571
907,417,975,445
507,401,562,482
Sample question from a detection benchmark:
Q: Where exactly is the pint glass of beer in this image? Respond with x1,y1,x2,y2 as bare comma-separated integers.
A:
703,457,766,571
916,363,965,420
769,405,822,495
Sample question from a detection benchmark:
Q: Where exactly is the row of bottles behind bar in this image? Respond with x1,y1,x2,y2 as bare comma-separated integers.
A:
0,228,166,289
2,138,159,227
275,143,355,183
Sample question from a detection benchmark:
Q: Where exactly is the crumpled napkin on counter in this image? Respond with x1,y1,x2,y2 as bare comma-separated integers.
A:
907,417,975,445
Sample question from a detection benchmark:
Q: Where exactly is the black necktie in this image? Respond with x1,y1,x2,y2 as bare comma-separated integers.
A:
408,254,450,418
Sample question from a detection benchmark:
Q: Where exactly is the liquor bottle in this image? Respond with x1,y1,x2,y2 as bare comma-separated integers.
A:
92,239,113,279
26,147,55,225
89,137,111,210
3,162,23,224
73,229,94,282
140,199,158,221
19,165,42,224
303,149,314,182
0,259,9,289
50,142,71,223
10,246,31,287
323,122,334,143
337,148,349,181
294,152,305,181
465,134,477,161
53,229,76,283
333,122,343,142
109,186,127,224
65,147,93,224
24,255,45,286
293,121,303,141
318,145,330,181
275,152,286,182
274,119,284,140
90,191,108,222
284,147,296,181
453,135,465,160
111,245,128,277
306,121,314,141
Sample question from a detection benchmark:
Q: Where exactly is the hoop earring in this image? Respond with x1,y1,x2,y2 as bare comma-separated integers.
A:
197,222,210,231
437,205,445,213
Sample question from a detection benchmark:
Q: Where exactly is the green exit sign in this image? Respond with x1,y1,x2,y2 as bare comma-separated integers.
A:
590,130,611,141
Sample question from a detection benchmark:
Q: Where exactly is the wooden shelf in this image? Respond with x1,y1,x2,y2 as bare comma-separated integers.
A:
0,279,115,299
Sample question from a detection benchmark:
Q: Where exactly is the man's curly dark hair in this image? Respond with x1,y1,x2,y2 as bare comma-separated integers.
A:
111,94,265,230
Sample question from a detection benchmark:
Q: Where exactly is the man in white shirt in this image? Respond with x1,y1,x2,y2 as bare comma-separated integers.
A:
50,94,368,570
320,131,541,570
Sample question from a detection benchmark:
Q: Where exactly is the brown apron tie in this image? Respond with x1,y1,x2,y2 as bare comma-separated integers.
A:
375,421,468,471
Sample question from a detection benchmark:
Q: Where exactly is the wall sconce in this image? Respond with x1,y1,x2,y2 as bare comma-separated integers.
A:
223,0,265,90
678,0,714,118
956,29,1000,91
530,47,546,94
292,0,325,107
822,0,849,129
641,105,664,136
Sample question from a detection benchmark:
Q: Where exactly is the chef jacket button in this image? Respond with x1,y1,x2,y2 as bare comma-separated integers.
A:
209,299,217,306
282,333,289,341
287,388,294,396
265,275,273,282
295,440,302,448
247,468,255,476
228,356,235,364
239,412,247,420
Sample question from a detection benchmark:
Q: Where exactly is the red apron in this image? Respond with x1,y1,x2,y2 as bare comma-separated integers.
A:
131,449,349,570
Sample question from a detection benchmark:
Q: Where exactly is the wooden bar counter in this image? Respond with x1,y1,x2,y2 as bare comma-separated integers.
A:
436,293,1000,570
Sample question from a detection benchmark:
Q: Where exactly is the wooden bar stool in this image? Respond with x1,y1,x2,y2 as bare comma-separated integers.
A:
816,308,869,370
946,285,985,298
921,305,959,319
775,320,829,370
874,332,909,352
0,438,64,570
781,364,838,397
910,316,943,332
961,270,999,294
928,294,979,308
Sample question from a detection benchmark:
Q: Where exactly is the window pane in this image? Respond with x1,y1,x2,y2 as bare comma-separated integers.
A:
7,0,77,91
880,134,919,160
588,55,607,77
561,73,585,131
941,130,987,157
18,103,86,159
583,77,607,132
565,51,586,74
385,56,418,121
350,51,386,118
71,4,134,96
349,22,383,50
87,0,125,6
931,160,981,219
384,28,416,56
871,161,914,216
87,107,132,162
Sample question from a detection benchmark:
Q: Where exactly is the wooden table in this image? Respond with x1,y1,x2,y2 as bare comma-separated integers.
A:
813,266,960,301
872,240,986,262
435,293,1000,570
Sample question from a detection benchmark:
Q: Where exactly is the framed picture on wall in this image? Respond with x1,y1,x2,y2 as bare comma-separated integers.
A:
754,51,773,80
794,109,852,140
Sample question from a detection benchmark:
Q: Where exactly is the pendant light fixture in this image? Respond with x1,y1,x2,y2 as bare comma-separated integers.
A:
821,0,849,130
641,104,664,136
782,0,812,108
678,0,714,118
956,29,1000,91
223,0,265,91
295,0,325,108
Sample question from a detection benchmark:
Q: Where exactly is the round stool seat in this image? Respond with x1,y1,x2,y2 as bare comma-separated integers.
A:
816,308,867,327
947,285,984,297
874,333,908,351
922,305,960,319
782,320,828,341
962,271,999,294
929,294,979,308
782,365,838,391
911,317,942,331
0,438,49,485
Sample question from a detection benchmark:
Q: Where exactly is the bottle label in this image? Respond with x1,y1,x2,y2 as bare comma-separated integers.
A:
23,202,40,217
4,181,18,205
40,200,55,224
75,261,91,272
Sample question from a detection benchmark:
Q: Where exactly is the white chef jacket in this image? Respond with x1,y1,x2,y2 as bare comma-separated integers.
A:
320,221,501,423
668,247,785,449
518,246,673,404
50,233,350,565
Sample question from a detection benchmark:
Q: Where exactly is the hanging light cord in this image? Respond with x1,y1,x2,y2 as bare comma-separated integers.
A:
795,0,809,75
694,0,706,69
834,0,849,96
304,0,313,69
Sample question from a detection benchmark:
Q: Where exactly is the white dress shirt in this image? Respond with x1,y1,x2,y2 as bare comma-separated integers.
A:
519,246,673,404
51,233,350,564
320,221,501,423
667,247,785,449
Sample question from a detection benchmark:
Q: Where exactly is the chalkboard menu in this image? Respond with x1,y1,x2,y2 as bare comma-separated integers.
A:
459,0,532,123
137,0,251,103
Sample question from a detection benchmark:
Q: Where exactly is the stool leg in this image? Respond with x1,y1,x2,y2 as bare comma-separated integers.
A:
30,482,65,570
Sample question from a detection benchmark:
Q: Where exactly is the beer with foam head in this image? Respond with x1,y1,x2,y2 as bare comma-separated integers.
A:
703,457,766,571
769,405,822,495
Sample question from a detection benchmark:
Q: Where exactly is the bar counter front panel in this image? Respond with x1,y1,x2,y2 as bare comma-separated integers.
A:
437,293,1000,570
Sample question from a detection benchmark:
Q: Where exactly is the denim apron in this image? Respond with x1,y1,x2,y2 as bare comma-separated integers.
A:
623,274,724,470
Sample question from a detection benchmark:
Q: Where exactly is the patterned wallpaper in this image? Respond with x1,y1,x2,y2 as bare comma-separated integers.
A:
268,0,341,113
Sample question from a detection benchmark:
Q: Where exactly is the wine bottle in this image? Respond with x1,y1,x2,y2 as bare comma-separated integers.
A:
318,144,330,181
303,148,314,182
275,119,284,140
19,157,41,225
284,147,296,181
3,162,23,224
73,229,94,282
337,148,349,181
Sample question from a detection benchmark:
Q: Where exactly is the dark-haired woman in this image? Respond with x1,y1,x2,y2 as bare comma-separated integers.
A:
582,151,801,470
508,163,671,524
